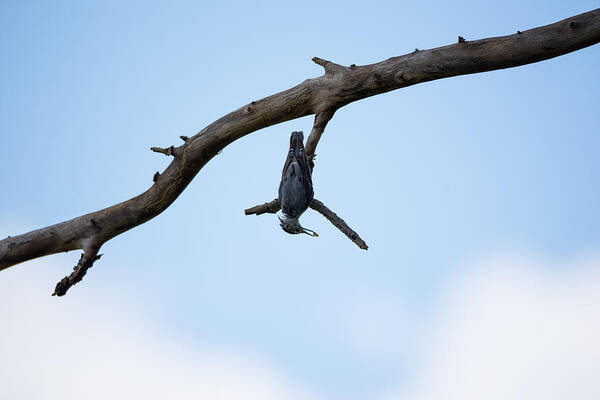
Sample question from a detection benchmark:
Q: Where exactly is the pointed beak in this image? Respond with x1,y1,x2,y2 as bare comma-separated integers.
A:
303,228,319,237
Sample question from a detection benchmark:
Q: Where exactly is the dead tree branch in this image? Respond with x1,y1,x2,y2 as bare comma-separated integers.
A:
1,9,599,294
309,199,368,250
150,145,180,157
244,199,281,216
53,249,103,296
305,109,336,170
244,198,368,250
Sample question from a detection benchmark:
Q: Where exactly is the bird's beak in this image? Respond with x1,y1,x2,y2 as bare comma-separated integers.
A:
302,228,319,237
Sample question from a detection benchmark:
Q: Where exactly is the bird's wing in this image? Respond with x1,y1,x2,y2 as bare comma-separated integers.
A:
278,131,314,215
294,136,314,204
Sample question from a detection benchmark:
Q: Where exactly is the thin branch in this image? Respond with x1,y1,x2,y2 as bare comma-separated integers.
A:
309,199,368,250
52,248,102,296
305,109,336,170
244,199,281,216
1,9,599,292
150,145,180,157
311,57,347,76
244,198,368,250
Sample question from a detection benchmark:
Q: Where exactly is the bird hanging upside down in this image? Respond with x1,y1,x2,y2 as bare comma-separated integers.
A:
278,131,318,236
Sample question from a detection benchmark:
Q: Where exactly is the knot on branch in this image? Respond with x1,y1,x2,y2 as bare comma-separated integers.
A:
244,101,258,114
395,70,415,84
373,72,384,86
53,251,103,296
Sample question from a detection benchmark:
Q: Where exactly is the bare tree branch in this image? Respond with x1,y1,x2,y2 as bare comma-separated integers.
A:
150,145,180,157
244,199,281,216
305,109,336,170
53,249,102,296
244,198,368,250
1,9,599,293
309,199,368,250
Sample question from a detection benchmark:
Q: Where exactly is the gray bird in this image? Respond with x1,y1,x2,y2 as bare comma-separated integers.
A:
278,131,318,236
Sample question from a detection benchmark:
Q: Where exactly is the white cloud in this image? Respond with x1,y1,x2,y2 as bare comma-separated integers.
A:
0,258,314,400
320,288,416,361
392,251,600,400
4,239,600,400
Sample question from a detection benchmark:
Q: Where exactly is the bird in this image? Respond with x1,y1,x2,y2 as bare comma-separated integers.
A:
278,131,318,236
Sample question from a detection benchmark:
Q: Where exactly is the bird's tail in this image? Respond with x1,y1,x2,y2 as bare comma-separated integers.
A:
289,131,305,154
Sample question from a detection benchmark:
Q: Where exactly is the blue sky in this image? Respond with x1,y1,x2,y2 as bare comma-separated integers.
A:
1,1,600,399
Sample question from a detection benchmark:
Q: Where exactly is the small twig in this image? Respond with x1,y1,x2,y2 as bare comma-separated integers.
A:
150,145,177,157
311,57,347,76
180,135,189,142
53,249,102,296
244,199,280,215
244,197,368,249
309,199,368,250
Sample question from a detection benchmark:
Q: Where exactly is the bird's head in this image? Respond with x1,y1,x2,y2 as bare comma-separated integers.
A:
279,216,318,237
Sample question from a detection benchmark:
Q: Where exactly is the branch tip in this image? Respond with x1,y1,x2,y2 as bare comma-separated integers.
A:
52,250,102,296
309,199,368,250
244,199,280,215
312,56,328,67
311,57,345,75
151,145,176,156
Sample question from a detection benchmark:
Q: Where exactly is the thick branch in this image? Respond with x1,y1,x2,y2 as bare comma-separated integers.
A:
1,9,599,282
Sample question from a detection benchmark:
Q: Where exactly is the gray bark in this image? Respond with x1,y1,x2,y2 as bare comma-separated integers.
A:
1,9,599,294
